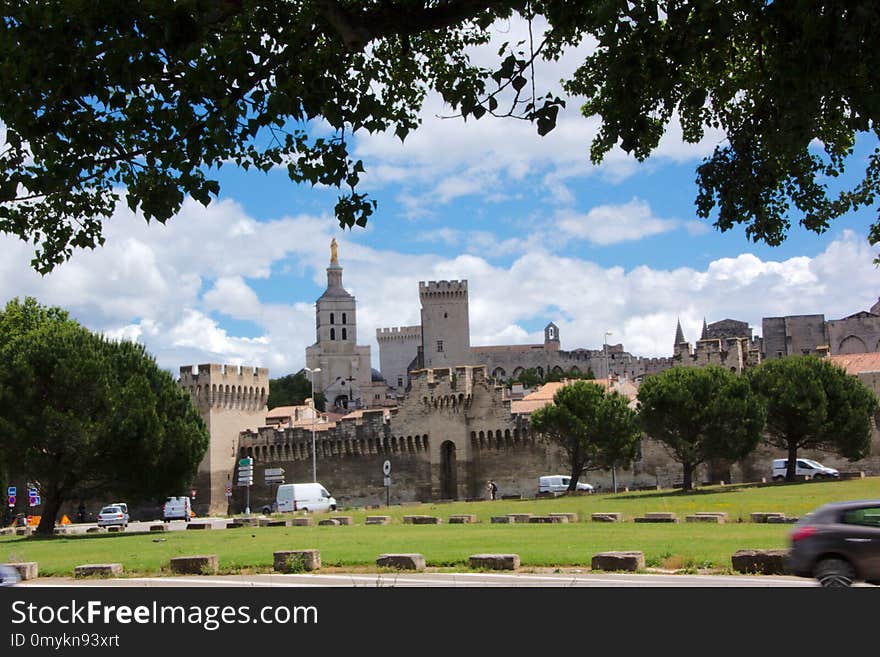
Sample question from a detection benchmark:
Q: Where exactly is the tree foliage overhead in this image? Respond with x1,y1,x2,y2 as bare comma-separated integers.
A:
2,1,879,273
747,356,877,482
530,380,641,491
637,365,766,491
0,297,209,534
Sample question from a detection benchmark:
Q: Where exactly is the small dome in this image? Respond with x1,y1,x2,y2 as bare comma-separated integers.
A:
371,368,385,382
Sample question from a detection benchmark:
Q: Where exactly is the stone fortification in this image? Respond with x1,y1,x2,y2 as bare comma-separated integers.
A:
376,325,421,395
179,363,269,516
235,366,570,509
419,280,471,370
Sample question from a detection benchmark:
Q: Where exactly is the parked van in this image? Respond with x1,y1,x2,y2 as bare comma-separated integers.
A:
163,496,192,522
772,458,839,481
275,483,336,513
539,475,594,494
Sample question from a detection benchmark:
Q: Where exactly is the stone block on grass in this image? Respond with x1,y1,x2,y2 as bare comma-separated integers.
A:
766,515,799,524
750,512,785,523
169,555,219,575
491,516,514,524
149,524,168,532
403,515,441,524
329,516,353,525
2,562,38,580
227,522,244,529
731,549,790,575
448,514,477,524
15,527,32,536
469,554,520,570
274,550,321,572
259,519,290,527
529,515,568,524
107,526,124,533
549,513,578,523
591,551,645,572
686,515,725,523
376,553,426,571
591,513,623,522
365,516,392,525
232,517,260,527
643,512,678,520
291,517,314,527
695,511,729,520
75,563,122,578
85,527,105,534
186,522,212,530
0,528,13,536
318,519,340,526
508,514,533,523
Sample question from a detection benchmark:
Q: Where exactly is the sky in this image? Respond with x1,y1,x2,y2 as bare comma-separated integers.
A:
2,18,879,379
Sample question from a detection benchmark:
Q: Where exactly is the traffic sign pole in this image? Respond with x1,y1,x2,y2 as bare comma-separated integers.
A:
383,460,391,507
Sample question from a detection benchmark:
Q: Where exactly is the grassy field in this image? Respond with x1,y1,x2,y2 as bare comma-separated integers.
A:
2,478,877,577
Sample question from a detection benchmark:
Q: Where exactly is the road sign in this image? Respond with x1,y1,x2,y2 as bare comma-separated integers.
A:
383,460,391,476
224,483,232,497
28,495,40,507
7,496,14,507
7,487,16,496
239,457,254,467
383,476,391,487
265,467,285,477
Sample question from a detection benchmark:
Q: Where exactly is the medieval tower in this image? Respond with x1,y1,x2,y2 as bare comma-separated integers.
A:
305,239,373,410
178,363,269,516
419,280,471,369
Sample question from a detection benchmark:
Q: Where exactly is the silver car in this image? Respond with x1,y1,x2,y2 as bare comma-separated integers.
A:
0,565,20,587
96,505,129,528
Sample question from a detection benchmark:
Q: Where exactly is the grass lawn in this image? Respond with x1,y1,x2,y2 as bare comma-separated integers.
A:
2,477,877,577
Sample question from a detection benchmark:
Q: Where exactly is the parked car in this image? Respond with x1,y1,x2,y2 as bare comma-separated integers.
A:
96,504,129,528
0,564,20,587
772,458,839,481
275,483,336,513
787,499,880,587
163,496,193,522
539,475,594,494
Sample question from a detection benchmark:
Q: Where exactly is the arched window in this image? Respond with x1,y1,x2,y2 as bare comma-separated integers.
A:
330,328,336,340
342,312,347,325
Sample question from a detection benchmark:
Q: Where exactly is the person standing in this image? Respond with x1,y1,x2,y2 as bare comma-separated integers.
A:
487,479,498,501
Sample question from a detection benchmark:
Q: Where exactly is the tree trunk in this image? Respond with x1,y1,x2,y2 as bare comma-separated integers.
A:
786,443,799,482
36,488,63,536
682,462,693,491
568,463,581,491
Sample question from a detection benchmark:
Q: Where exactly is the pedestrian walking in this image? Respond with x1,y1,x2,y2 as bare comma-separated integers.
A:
487,479,498,501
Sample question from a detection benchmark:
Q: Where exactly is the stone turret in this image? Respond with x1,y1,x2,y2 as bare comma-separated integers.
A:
419,280,471,369
179,364,269,516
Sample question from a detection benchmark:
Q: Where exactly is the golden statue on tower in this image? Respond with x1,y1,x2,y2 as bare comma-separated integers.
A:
330,238,338,264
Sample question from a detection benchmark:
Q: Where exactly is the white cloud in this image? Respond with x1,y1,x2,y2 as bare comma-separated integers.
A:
557,198,679,244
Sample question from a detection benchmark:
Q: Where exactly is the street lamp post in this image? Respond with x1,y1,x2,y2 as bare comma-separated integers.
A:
304,367,321,483
604,331,617,494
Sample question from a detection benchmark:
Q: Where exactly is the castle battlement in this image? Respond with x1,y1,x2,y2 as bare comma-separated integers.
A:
178,363,269,411
419,280,468,298
376,326,421,341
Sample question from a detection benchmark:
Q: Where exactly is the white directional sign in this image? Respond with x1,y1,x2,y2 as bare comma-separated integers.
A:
265,468,285,477
383,476,391,487
237,456,254,486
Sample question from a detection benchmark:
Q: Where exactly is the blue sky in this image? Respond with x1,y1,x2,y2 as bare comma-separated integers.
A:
1,18,878,379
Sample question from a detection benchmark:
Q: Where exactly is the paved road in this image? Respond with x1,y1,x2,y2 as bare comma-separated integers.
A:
20,571,823,587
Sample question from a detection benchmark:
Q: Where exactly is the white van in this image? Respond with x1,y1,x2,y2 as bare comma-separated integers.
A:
539,475,594,494
163,496,192,522
275,483,336,513
772,458,839,481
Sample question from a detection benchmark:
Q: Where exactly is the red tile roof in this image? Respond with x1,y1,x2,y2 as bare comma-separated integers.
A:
829,353,880,375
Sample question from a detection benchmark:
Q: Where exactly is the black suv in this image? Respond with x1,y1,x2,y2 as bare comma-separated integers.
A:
788,499,880,587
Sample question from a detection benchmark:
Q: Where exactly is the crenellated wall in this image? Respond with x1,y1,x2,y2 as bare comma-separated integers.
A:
179,364,269,516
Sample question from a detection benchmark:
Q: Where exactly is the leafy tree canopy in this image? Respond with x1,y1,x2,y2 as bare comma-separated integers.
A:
2,2,879,272
530,380,641,490
637,365,766,490
267,370,326,411
747,355,878,481
0,297,209,534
